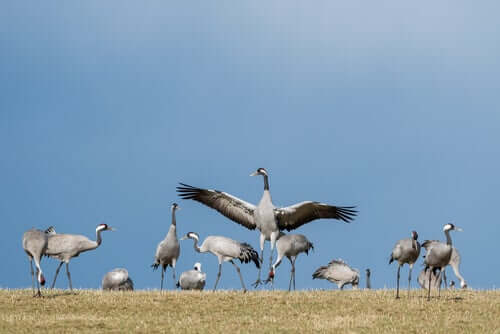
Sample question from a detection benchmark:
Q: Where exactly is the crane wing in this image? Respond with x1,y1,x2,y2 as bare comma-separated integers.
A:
177,183,257,230
275,201,357,231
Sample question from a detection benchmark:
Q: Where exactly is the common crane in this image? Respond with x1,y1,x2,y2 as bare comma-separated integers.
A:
177,167,356,287
421,244,467,289
176,262,206,290
151,203,181,291
312,259,359,290
102,268,134,291
264,233,313,291
180,232,260,292
417,266,441,290
422,223,462,301
389,230,421,298
22,226,54,297
46,223,115,290
365,269,371,289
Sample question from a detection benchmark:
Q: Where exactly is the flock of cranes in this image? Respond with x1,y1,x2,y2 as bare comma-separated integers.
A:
22,167,467,299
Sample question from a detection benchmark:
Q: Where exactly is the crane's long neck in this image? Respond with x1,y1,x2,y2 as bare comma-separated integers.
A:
263,175,269,191
444,230,452,246
171,209,177,226
189,236,202,253
86,229,104,251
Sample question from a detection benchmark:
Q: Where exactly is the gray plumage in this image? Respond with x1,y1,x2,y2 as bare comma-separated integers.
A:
417,267,442,290
46,223,115,290
151,203,181,291
365,269,371,289
102,268,134,291
389,230,421,298
312,259,360,290
421,243,467,289
265,233,314,291
181,232,260,292
422,223,463,300
176,262,206,290
22,226,54,296
177,167,356,287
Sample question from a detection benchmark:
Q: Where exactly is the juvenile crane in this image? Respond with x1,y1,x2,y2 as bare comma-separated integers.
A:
181,232,260,292
102,268,134,291
422,223,463,300
22,226,54,297
46,223,115,290
312,259,359,290
152,203,181,291
264,233,314,291
389,230,421,298
176,262,206,290
177,168,356,287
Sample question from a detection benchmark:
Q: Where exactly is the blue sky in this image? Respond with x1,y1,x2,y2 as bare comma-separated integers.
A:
1,2,499,291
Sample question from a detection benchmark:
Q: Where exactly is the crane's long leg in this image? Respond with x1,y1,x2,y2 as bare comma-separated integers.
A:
442,269,447,289
213,263,222,291
408,263,413,297
396,264,401,299
66,263,73,291
29,259,35,295
160,267,165,291
51,261,64,289
289,258,296,292
252,234,265,288
230,260,247,293
35,268,41,297
437,268,443,298
427,267,432,301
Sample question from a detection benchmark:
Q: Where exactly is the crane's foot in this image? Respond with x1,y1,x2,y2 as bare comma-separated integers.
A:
252,279,262,288
33,291,42,298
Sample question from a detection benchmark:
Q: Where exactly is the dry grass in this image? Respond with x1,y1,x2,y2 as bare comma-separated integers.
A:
0,289,499,333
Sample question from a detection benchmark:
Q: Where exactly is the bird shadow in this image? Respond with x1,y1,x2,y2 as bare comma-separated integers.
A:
42,291,78,299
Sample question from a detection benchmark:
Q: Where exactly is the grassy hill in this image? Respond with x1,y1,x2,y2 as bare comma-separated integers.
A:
1,289,498,333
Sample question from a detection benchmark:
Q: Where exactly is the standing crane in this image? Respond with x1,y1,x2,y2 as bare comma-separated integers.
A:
365,269,371,289
422,223,463,300
264,233,313,291
22,226,54,297
180,232,260,292
312,259,360,289
177,167,356,287
389,230,421,299
102,268,134,291
46,223,115,290
176,262,207,290
151,203,181,291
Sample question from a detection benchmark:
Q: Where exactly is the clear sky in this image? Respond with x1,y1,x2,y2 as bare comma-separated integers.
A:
1,2,499,291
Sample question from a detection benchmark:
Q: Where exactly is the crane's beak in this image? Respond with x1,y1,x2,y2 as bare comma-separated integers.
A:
180,235,188,240
250,171,259,176
455,227,463,232
108,227,116,231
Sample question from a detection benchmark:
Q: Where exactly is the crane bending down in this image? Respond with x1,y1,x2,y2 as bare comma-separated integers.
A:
389,231,421,299
312,259,360,289
176,262,206,290
420,244,467,289
46,223,115,290
422,223,462,301
264,233,314,291
180,232,260,292
177,167,356,287
151,203,181,291
102,268,134,291
22,226,55,297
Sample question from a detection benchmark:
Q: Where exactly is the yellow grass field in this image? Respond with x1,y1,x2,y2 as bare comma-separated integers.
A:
1,289,499,333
